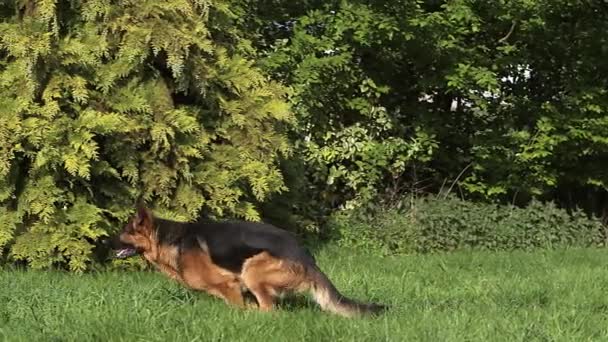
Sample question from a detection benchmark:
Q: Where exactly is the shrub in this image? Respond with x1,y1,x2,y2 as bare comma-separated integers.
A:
0,1,291,272
329,196,605,255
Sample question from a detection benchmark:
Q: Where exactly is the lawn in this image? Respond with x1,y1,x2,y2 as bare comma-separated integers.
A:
2,247,608,341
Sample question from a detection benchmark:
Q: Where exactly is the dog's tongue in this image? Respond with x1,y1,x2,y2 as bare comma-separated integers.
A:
115,248,137,259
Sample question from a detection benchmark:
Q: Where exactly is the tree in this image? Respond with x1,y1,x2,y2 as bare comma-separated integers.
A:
246,0,608,216
0,0,292,271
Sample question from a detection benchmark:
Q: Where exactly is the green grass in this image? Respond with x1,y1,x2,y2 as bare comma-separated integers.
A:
2,247,608,341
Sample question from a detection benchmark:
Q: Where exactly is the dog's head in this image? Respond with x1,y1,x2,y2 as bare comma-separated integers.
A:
114,206,155,259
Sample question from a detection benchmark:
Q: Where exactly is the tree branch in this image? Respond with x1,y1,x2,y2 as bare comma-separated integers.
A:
498,21,517,44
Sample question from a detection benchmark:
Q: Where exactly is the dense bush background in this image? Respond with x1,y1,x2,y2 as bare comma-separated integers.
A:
329,196,606,255
1,0,607,271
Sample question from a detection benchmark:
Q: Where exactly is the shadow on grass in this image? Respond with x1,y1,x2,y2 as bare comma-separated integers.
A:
161,284,319,312
244,290,319,312
275,294,318,311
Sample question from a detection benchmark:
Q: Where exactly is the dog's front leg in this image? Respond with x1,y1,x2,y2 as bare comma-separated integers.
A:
160,264,184,283
149,260,186,286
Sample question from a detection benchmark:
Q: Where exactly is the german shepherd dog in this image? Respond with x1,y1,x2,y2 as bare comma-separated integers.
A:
113,206,386,317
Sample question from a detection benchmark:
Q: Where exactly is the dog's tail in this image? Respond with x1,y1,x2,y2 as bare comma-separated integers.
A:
306,265,387,318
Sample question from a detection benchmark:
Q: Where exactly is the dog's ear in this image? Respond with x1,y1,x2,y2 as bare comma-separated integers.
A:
135,205,152,227
134,196,145,212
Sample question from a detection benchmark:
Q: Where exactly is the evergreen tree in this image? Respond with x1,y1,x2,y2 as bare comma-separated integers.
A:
0,0,292,271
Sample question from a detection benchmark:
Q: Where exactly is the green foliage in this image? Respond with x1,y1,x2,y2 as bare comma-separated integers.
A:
2,0,607,270
0,0,291,271
329,196,605,255
247,0,608,215
305,125,437,209
255,1,441,210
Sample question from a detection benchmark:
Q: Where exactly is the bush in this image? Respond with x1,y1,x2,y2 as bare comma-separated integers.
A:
0,1,291,272
329,196,605,255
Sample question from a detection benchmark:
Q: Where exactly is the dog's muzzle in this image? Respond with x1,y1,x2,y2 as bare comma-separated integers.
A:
115,248,137,259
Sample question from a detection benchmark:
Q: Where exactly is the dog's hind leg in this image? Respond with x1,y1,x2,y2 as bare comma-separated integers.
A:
241,252,309,312
245,284,274,311
240,252,277,311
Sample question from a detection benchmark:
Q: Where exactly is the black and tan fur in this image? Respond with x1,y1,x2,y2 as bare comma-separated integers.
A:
116,206,386,317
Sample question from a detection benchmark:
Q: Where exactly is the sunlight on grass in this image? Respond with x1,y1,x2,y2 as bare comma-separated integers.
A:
2,247,608,341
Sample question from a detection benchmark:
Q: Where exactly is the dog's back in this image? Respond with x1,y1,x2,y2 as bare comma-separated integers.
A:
159,219,314,273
